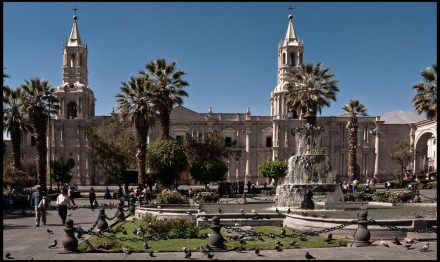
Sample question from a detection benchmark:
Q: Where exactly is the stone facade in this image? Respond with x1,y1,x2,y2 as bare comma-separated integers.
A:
9,14,436,187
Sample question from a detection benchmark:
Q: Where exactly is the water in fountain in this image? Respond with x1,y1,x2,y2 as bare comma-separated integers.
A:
276,124,343,209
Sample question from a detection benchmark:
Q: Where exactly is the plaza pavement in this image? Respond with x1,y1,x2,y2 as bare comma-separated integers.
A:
3,189,437,260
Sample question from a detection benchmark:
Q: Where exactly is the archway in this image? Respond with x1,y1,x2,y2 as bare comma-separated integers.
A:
414,132,435,176
66,101,78,119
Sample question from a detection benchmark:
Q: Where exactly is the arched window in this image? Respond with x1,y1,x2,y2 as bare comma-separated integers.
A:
66,101,78,119
70,54,76,67
283,53,286,65
300,53,303,64
290,52,296,66
79,54,82,66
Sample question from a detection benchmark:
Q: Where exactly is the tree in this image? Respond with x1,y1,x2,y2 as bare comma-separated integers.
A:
285,62,339,126
3,156,36,192
184,132,232,186
390,139,415,182
21,78,59,190
3,86,33,170
258,160,288,187
116,76,156,186
342,99,368,183
146,138,188,189
140,58,189,138
412,64,437,120
190,160,228,186
88,118,137,193
49,158,75,191
184,132,231,164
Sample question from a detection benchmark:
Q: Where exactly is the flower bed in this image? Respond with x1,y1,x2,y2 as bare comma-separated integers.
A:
193,191,219,203
157,189,188,204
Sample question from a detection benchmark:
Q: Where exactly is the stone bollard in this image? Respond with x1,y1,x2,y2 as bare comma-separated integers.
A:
96,208,109,231
62,219,78,252
127,198,136,216
115,203,126,222
207,216,227,251
353,207,371,247
413,190,421,203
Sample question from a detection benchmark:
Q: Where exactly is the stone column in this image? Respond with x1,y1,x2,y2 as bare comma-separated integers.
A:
409,124,416,173
227,160,230,182
245,129,252,185
373,117,381,177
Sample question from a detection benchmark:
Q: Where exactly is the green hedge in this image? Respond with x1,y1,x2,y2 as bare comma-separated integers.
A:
419,181,437,189
343,191,415,203
261,189,275,196
193,191,219,203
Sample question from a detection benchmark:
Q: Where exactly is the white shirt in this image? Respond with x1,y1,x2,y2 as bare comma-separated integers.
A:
56,194,71,206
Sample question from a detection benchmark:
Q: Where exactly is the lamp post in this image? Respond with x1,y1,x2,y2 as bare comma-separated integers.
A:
48,97,52,191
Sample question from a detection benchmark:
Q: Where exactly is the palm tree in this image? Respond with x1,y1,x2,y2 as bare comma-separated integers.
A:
342,99,368,183
116,75,157,185
3,86,33,170
140,58,189,138
21,78,59,189
412,64,437,120
285,62,339,126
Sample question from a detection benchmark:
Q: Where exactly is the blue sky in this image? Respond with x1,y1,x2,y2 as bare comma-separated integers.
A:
4,3,437,122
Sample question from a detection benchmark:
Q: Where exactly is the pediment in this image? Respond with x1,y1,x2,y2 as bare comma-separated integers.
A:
170,106,205,121
221,126,236,133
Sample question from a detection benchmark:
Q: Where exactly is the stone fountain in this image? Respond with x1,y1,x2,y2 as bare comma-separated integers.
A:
276,123,343,209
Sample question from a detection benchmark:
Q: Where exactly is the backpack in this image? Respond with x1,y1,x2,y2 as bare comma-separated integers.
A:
37,196,48,209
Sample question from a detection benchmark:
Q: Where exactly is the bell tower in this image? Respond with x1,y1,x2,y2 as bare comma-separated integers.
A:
270,12,304,161
270,13,304,120
55,14,95,120
62,15,88,85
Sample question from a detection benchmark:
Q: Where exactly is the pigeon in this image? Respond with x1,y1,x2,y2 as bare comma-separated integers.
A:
275,208,279,213
420,243,430,252
381,240,390,247
275,244,283,252
290,239,297,246
149,251,155,257
299,235,307,241
217,208,222,213
48,240,57,248
184,250,192,259
258,236,265,242
280,228,286,237
47,229,54,234
327,233,333,240
320,214,328,218
144,242,149,249
404,242,413,250
255,247,261,256
207,253,214,259
122,230,127,235
132,229,137,235
182,246,188,253
5,252,12,259
287,208,291,214
122,247,131,254
324,238,332,244
392,236,401,245
305,252,316,260
240,209,244,214
414,214,423,219
67,213,72,217
406,239,417,245
276,240,283,247
269,233,275,239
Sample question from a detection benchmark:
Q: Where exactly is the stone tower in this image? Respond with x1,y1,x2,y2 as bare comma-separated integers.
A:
270,14,304,160
50,14,97,186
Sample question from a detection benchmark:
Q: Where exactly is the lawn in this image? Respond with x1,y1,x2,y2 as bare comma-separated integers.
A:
78,220,349,253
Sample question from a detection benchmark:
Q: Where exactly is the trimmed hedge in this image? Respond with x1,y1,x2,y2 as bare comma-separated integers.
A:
344,190,415,203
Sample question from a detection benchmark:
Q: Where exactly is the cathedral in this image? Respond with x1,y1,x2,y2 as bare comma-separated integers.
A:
14,13,436,187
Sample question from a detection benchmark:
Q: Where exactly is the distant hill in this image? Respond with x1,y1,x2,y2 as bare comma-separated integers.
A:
380,110,426,124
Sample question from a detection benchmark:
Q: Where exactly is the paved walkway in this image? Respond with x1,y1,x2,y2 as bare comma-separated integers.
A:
3,194,437,260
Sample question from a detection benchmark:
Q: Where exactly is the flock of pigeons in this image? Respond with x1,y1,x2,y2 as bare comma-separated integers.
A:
4,228,433,260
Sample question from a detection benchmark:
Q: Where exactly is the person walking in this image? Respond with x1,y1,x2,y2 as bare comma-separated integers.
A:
56,187,71,225
68,186,77,206
30,185,47,227
104,187,111,199
89,187,97,211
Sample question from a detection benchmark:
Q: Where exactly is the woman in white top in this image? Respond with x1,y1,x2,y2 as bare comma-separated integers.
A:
56,187,71,225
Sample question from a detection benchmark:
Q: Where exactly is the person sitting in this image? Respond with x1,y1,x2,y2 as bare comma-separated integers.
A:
104,187,111,199
364,183,371,193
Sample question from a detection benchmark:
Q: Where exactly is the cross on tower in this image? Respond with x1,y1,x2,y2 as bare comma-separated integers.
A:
287,6,295,15
72,6,79,16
